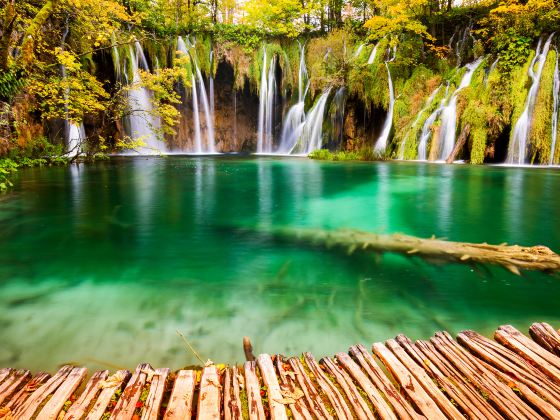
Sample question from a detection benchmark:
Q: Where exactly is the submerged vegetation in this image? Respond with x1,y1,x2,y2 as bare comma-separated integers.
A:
0,0,559,179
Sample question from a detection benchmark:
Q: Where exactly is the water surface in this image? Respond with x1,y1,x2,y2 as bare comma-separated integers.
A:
1,157,559,371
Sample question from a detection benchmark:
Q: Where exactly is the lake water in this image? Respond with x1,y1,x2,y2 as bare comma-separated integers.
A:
1,156,559,372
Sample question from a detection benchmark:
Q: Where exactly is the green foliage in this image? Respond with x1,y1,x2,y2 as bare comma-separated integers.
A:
0,158,18,191
529,50,556,163
308,146,384,161
0,69,24,101
211,24,264,52
493,30,533,73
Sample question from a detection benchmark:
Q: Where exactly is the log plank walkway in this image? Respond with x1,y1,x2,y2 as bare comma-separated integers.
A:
1,322,560,419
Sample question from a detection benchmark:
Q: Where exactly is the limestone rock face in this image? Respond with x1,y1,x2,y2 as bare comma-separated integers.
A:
169,62,259,153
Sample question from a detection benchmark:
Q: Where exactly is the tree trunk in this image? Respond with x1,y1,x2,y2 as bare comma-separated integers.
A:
0,0,17,71
19,0,56,68
446,124,470,163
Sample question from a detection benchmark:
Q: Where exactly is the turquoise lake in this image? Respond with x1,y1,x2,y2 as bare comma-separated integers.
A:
1,156,559,372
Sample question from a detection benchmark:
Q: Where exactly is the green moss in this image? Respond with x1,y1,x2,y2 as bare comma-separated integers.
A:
529,50,556,163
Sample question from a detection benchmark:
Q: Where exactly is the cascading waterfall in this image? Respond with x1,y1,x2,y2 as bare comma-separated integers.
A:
60,25,85,156
398,85,442,159
438,57,484,160
354,43,365,58
374,47,397,153
256,49,277,154
367,42,379,65
116,40,165,155
418,83,451,160
61,64,85,156
507,34,555,164
551,47,559,165
484,58,499,86
176,36,216,153
278,42,309,154
292,89,331,155
329,87,346,147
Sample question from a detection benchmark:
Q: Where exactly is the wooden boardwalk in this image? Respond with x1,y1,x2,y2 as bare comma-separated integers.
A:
1,322,560,419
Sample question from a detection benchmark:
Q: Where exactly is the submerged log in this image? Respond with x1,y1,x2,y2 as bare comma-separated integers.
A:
263,227,560,275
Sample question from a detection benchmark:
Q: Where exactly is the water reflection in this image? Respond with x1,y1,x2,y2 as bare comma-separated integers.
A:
0,157,559,372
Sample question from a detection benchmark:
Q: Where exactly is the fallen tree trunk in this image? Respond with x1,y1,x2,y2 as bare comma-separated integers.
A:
262,227,560,275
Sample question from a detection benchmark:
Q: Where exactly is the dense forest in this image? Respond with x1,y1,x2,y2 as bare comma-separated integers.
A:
0,0,559,186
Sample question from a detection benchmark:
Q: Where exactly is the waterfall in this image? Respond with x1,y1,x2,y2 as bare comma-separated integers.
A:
374,48,397,153
61,65,85,156
292,89,331,155
278,42,309,154
438,57,484,160
60,26,85,156
484,58,499,86
418,83,451,160
398,85,442,159
354,43,365,58
551,47,559,165
367,42,379,65
256,49,277,153
507,34,555,164
117,41,165,155
330,87,346,147
191,73,203,153
176,36,217,154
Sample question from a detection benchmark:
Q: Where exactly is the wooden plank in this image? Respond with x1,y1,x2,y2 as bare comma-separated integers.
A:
348,344,420,419
0,368,13,385
5,372,51,412
230,367,243,420
84,370,131,420
274,357,313,420
197,366,220,420
64,370,109,420
302,353,353,419
224,368,234,420
321,357,371,420
0,369,31,405
372,342,449,420
288,358,333,419
244,361,266,420
396,335,500,420
431,332,538,419
457,331,560,418
37,367,88,420
335,351,400,420
109,363,152,420
384,339,465,419
458,330,560,408
257,354,288,420
530,322,560,357
495,325,560,382
12,365,73,419
141,367,169,420
162,370,196,420
417,338,507,419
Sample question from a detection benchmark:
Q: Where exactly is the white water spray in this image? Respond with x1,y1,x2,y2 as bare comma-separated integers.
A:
278,42,309,153
257,49,277,153
120,42,165,155
438,57,484,160
374,48,397,153
177,36,216,153
398,85,442,159
508,34,555,164
367,42,379,65
292,89,331,155
418,83,451,160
